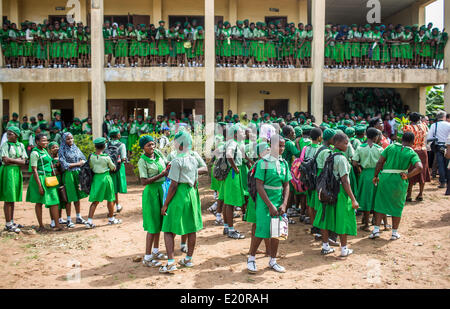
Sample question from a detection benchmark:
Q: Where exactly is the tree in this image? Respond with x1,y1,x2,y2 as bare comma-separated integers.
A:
426,86,444,117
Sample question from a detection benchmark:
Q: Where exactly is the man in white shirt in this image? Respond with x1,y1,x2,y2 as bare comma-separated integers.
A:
427,111,450,188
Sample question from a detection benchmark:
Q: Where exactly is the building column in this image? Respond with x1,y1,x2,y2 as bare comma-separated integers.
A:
229,83,238,113
311,0,325,123
75,83,89,120
10,0,19,24
91,0,105,138
153,0,162,24
205,0,215,159
228,0,237,24
300,84,308,112
9,83,20,117
418,86,427,115
80,0,88,25
298,0,308,23
155,82,164,116
445,0,450,112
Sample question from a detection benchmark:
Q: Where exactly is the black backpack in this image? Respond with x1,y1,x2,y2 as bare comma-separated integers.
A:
104,142,122,173
299,146,327,190
247,160,267,202
316,152,343,221
78,154,93,195
213,145,237,181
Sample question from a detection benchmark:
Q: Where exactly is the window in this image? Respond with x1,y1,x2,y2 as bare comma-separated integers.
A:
48,15,70,24
168,16,204,28
265,16,288,27
50,99,74,127
264,99,289,118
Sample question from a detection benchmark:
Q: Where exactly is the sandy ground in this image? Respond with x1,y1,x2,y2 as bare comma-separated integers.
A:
0,173,449,289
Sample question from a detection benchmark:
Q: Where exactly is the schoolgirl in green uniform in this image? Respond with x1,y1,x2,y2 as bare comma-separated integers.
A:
47,141,66,228
127,115,138,151
128,24,139,67
176,27,186,67
295,23,307,68
247,135,291,273
115,24,128,67
221,22,233,67
436,32,448,68
352,128,382,231
138,135,170,267
232,21,244,67
324,25,333,68
103,20,114,67
108,129,127,213
138,24,149,67
221,124,246,239
8,23,20,68
193,26,204,66
343,128,358,199
26,133,63,231
167,25,178,67
21,123,32,148
348,24,361,67
58,132,88,227
1,127,28,233
160,131,207,273
313,133,359,257
371,27,382,68
85,137,121,229
361,25,373,68
400,27,414,67
380,31,392,68
0,23,11,68
156,21,169,66
370,132,422,241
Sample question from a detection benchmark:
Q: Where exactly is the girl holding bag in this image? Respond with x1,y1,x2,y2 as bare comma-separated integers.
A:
248,135,291,274
26,134,63,232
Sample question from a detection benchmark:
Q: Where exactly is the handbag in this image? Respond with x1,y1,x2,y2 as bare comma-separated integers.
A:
270,215,289,240
40,155,59,188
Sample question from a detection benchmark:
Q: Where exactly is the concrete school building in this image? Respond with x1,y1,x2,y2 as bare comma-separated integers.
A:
0,0,449,139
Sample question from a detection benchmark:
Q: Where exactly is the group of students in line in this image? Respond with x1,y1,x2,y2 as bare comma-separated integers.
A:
207,116,425,274
103,20,205,68
1,19,91,69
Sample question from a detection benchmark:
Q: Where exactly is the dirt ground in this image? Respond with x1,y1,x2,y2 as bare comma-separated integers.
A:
0,174,449,289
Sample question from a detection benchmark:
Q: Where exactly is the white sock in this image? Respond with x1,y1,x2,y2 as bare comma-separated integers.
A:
51,220,55,226
88,218,93,224
76,213,82,219
167,259,175,265
108,217,115,222
144,254,152,261
322,242,330,250
269,258,276,266
6,221,13,227
373,225,380,233
181,243,187,248
392,229,398,235
67,216,71,222
341,245,348,254
228,226,235,232
152,248,159,254
216,213,222,220
248,255,256,262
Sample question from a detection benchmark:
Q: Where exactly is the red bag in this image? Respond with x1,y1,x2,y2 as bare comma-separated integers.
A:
290,146,307,193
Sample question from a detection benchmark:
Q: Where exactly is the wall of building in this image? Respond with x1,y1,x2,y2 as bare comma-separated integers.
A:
2,82,89,121
104,0,153,16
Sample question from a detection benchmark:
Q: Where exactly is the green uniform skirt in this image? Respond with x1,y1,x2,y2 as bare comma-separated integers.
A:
373,172,407,217
313,185,357,236
26,173,60,207
0,165,23,202
158,40,169,56
129,41,139,57
361,43,369,56
89,172,115,203
105,41,114,55
161,183,203,235
127,133,138,150
63,170,88,203
349,167,358,198
110,164,127,194
391,45,401,58
401,44,413,60
142,182,164,233
115,40,128,57
210,164,220,191
240,164,249,196
222,169,245,207
351,42,361,58
255,190,282,239
244,195,256,224
357,168,376,212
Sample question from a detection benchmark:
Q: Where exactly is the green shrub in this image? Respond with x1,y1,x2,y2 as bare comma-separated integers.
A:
73,134,95,159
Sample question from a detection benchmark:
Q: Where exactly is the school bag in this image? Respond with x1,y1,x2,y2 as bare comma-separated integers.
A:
213,145,237,181
104,142,122,173
290,146,307,193
298,145,327,190
78,154,93,195
316,152,344,221
247,160,266,202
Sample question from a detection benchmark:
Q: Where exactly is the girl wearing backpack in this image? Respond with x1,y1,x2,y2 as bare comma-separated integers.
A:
247,135,291,274
58,132,88,227
1,126,28,233
352,128,383,232
138,135,170,268
245,142,271,257
313,133,359,257
107,129,128,213
159,131,207,273
370,132,423,241
84,137,120,229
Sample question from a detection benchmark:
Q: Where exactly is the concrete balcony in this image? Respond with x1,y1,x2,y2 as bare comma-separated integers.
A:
104,67,205,82
0,68,91,82
215,67,314,83
323,68,449,87
0,67,447,87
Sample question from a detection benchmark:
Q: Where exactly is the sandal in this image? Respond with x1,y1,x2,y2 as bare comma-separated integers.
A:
152,252,168,260
247,260,257,274
288,219,296,224
143,259,162,268
66,222,75,228
415,196,423,202
181,246,188,253
159,263,177,273
179,258,194,268
320,247,335,255
369,231,380,239
390,233,401,241
340,248,354,257
360,225,371,232
405,197,413,203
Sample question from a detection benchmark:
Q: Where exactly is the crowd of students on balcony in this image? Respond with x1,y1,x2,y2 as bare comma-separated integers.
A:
1,18,447,70
0,19,91,68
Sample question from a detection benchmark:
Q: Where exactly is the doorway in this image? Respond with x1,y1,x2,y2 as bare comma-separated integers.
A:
168,16,204,27
265,16,288,28
3,99,9,118
264,99,289,118
50,99,74,127
48,15,69,24
107,99,155,120
104,15,150,27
